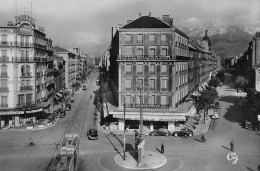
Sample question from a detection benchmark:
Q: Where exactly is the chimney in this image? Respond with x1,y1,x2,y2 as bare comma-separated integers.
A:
169,18,173,27
7,21,13,26
39,27,44,33
162,15,170,25
139,13,142,17
149,12,151,17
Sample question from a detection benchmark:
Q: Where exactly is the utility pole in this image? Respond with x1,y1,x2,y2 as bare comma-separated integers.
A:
123,96,126,160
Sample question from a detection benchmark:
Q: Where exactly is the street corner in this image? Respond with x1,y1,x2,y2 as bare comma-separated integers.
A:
113,151,168,170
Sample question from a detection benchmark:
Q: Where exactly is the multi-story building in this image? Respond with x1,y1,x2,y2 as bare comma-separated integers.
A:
53,46,76,89
0,15,55,128
252,32,260,91
109,14,197,131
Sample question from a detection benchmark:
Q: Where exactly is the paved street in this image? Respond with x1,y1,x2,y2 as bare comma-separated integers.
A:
0,73,259,171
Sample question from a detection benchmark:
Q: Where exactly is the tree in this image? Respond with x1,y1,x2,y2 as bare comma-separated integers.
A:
235,76,248,92
209,76,219,88
194,86,218,123
245,90,260,130
216,69,225,83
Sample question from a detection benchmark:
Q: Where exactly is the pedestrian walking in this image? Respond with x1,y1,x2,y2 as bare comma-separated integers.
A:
230,141,234,152
161,143,164,154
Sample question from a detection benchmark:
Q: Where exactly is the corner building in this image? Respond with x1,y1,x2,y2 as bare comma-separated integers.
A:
109,15,195,131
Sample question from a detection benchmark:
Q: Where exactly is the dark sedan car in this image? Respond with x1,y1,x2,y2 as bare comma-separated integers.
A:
87,128,98,140
172,128,194,137
149,128,171,136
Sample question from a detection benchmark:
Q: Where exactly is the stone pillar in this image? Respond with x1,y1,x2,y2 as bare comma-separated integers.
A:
168,121,175,132
118,119,125,130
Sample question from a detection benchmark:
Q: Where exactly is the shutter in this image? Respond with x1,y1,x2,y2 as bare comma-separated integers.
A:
157,95,160,105
133,77,136,91
144,65,149,76
169,77,172,91
157,77,160,91
133,64,136,76
144,77,149,91
168,95,172,107
144,94,148,104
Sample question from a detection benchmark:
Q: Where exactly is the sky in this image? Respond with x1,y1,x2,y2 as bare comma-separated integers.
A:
0,0,259,56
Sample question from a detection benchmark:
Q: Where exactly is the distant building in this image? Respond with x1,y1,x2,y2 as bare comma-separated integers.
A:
252,32,260,91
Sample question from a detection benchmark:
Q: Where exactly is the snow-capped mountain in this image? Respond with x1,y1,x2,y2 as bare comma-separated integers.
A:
179,24,260,58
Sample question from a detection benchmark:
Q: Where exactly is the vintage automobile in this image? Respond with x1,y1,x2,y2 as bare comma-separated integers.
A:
82,85,87,90
172,128,194,137
212,113,219,119
244,120,252,129
87,128,98,140
149,128,171,136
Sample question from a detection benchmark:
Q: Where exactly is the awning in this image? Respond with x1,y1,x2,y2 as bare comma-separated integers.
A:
113,114,186,122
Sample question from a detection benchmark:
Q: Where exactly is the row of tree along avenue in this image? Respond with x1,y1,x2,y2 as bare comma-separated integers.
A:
193,76,219,123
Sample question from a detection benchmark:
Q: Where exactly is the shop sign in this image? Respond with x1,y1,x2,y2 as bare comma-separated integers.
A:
61,146,75,151
18,24,33,35
0,111,24,115
26,108,43,113
0,28,15,33
15,15,35,27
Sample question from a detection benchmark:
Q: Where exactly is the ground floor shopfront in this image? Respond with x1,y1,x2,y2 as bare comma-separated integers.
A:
108,106,196,132
0,102,53,129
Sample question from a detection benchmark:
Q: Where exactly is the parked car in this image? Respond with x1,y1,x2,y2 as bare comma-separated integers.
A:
82,85,87,90
212,113,219,119
149,128,171,136
172,128,194,137
244,120,252,129
87,128,98,140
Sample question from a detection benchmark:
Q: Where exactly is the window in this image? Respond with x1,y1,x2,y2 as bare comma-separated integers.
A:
1,79,7,87
161,79,167,90
125,95,132,104
18,94,25,106
26,94,32,104
137,64,143,74
137,34,143,43
125,46,132,56
1,65,7,75
21,50,25,58
1,96,7,107
161,34,166,42
149,34,155,42
136,96,141,104
137,48,143,56
125,34,131,42
21,80,25,86
2,50,7,57
26,80,30,86
125,78,132,90
161,48,167,56
1,35,7,44
149,48,156,57
149,95,156,104
161,65,167,73
125,64,132,74
161,95,167,105
149,64,155,74
149,79,156,90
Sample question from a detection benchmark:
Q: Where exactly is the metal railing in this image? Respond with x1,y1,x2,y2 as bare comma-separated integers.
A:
0,87,9,92
20,86,33,91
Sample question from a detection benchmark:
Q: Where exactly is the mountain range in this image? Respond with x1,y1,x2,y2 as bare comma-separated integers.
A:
180,24,260,58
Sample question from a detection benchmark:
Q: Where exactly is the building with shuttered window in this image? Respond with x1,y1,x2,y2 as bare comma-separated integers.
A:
109,14,196,131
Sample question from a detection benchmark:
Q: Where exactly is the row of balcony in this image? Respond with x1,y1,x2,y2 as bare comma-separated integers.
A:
117,55,176,61
0,57,48,63
0,42,46,49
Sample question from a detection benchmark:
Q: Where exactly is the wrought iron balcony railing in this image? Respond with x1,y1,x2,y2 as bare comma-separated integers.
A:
0,87,9,92
20,86,33,91
117,55,174,61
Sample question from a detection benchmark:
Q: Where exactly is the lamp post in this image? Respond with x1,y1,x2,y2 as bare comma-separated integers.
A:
123,96,126,160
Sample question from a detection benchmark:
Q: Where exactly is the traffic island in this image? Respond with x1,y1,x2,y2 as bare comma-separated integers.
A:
114,151,167,170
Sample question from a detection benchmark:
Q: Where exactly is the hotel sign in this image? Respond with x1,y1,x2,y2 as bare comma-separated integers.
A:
15,15,35,27
18,24,33,35
0,28,15,33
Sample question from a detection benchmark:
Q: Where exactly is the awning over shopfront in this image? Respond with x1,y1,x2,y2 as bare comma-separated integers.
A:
112,113,186,122
0,110,24,115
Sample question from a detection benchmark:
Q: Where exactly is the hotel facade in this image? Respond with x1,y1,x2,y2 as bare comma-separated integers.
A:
108,14,220,131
